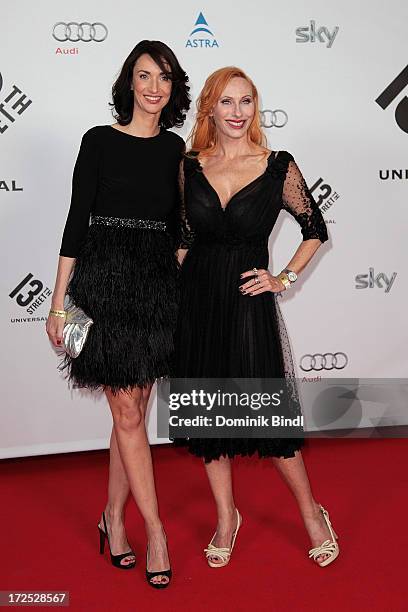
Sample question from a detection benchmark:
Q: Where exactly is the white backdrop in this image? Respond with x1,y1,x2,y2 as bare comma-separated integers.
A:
1,0,407,458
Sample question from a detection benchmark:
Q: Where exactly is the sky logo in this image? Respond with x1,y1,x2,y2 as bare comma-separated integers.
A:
296,20,339,48
186,12,219,48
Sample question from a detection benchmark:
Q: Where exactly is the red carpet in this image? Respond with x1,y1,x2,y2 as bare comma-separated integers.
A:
2,438,407,611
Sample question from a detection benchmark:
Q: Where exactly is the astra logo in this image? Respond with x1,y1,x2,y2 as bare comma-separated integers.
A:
355,268,397,293
186,12,219,48
296,20,339,48
376,65,408,133
379,169,408,180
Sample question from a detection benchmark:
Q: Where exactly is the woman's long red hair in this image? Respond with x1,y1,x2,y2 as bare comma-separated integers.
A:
188,66,266,155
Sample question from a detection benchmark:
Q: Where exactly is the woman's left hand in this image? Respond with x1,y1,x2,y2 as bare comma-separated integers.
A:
239,268,285,295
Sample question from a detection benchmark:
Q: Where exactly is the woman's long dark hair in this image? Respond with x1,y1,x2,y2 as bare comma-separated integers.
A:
111,40,191,129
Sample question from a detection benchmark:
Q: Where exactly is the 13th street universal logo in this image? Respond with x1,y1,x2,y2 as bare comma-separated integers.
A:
186,12,219,48
309,177,340,224
0,179,23,192
9,273,52,323
376,64,408,133
0,72,32,135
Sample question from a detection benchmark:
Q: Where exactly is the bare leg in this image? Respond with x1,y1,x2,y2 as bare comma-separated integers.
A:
104,385,170,585
203,448,333,564
273,450,335,563
98,427,135,566
204,455,239,565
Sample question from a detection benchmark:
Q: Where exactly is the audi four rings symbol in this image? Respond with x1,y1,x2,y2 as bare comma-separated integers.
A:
259,109,288,128
300,352,348,371
52,22,108,42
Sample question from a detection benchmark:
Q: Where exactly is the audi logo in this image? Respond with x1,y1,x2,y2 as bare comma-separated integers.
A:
52,22,108,43
259,109,288,128
300,352,348,371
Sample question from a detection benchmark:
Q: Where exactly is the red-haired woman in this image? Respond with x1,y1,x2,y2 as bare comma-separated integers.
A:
175,67,339,568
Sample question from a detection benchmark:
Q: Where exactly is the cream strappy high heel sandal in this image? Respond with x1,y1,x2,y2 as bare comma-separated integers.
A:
308,504,339,567
204,508,242,568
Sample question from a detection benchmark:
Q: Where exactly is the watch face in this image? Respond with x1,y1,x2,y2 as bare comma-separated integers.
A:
279,274,290,288
287,271,297,282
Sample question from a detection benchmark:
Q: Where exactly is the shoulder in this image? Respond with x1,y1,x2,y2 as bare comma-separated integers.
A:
163,129,185,151
183,149,199,160
266,150,296,180
181,150,200,176
274,150,294,164
80,125,108,148
83,125,108,138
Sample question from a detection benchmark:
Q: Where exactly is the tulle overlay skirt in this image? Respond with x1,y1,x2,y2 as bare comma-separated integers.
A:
173,240,304,462
61,223,179,392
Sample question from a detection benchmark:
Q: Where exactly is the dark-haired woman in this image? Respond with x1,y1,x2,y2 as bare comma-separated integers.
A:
46,40,190,588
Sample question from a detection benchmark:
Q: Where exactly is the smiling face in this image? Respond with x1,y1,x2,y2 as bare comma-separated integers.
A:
211,76,255,140
132,53,172,116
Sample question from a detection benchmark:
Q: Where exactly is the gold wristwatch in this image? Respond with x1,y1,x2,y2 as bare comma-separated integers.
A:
278,272,291,289
282,268,298,283
278,269,298,289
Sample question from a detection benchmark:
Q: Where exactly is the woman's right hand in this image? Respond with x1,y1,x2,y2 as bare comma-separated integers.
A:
46,313,65,348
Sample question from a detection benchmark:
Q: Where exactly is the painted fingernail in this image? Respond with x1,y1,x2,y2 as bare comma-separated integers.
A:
242,290,247,295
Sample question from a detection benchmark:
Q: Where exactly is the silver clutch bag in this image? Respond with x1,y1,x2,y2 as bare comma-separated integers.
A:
62,295,94,358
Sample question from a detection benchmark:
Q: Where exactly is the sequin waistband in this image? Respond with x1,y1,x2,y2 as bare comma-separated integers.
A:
90,215,167,231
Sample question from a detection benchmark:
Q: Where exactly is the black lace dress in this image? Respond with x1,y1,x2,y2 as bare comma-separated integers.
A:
173,150,328,462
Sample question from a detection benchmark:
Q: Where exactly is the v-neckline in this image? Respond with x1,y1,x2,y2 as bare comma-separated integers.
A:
196,151,274,212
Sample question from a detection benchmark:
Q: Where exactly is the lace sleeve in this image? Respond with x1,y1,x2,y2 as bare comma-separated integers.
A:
178,158,195,250
282,160,328,243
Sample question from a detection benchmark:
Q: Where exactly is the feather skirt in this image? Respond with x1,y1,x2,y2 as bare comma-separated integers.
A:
60,224,179,392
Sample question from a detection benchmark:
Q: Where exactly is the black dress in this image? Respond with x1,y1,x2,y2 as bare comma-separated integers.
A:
59,125,184,392
173,150,329,462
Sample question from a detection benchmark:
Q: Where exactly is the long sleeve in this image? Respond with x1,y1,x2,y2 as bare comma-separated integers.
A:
282,158,328,243
178,158,195,249
59,128,100,257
